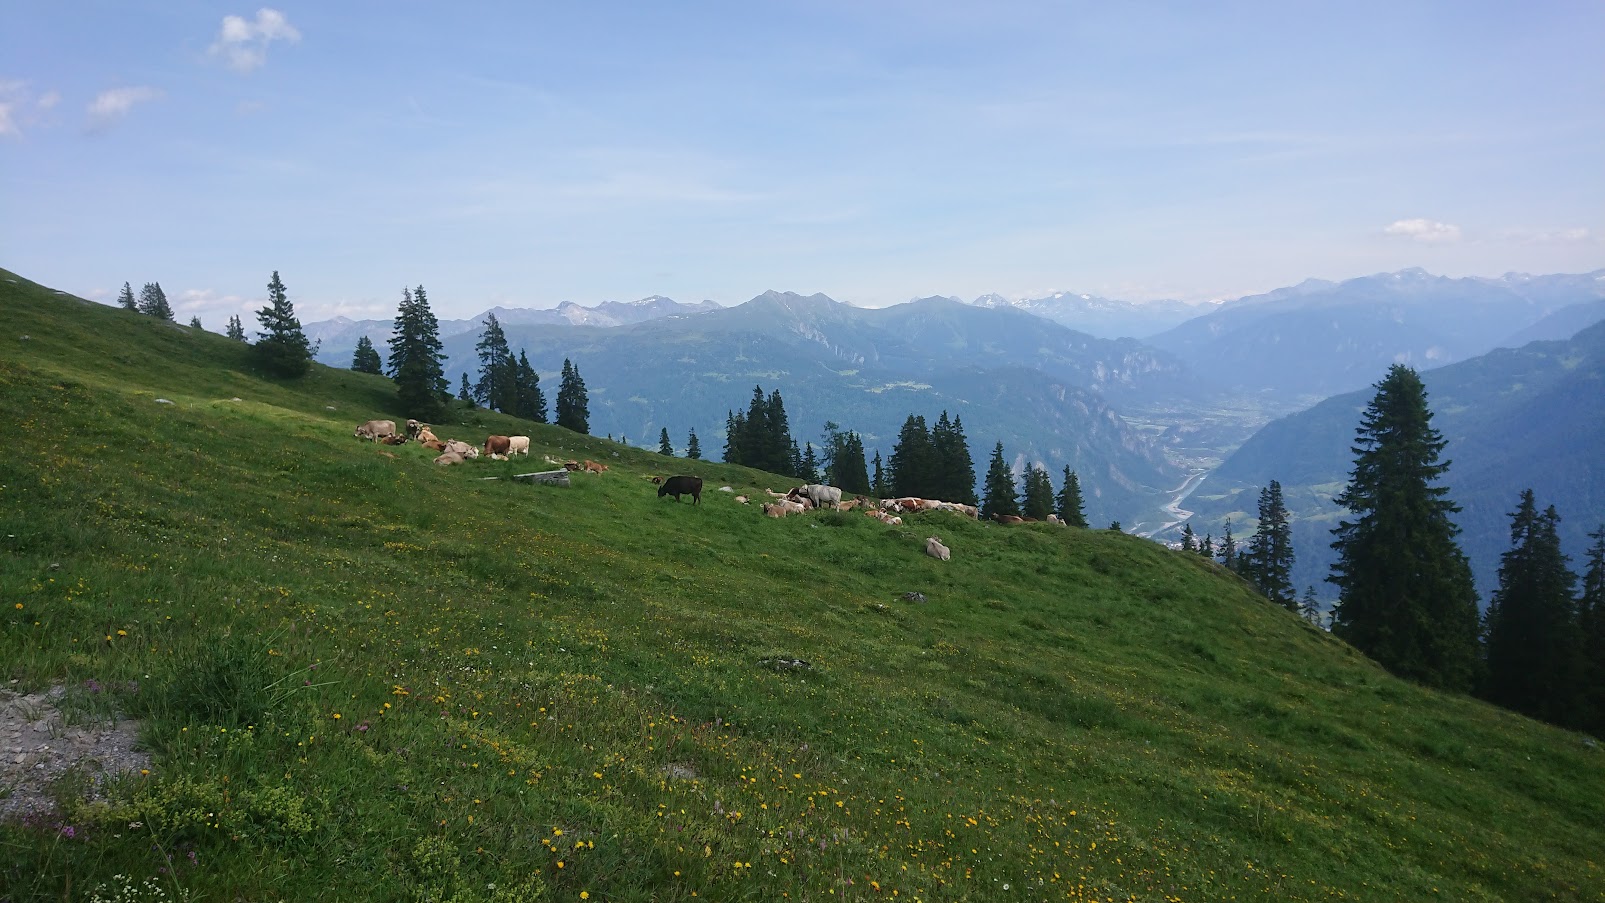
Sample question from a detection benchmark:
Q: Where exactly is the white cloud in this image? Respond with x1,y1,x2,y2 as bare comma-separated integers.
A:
37,90,60,110
1512,227,1593,244
1383,218,1462,243
1,80,28,137
210,9,301,73
87,86,163,126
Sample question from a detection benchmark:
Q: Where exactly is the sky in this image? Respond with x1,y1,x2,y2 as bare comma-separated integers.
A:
3,1,1602,325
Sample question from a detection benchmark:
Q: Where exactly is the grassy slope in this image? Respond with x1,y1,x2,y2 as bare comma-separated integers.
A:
1,269,1601,902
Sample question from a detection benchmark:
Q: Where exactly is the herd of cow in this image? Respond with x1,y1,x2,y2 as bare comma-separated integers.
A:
354,417,1065,562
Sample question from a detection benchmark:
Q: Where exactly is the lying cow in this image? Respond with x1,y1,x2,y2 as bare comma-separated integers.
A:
354,419,396,442
485,435,512,460
925,536,951,561
763,501,802,518
434,450,466,466
420,438,446,452
380,433,409,446
443,440,480,459
582,460,608,474
657,475,703,505
415,427,440,445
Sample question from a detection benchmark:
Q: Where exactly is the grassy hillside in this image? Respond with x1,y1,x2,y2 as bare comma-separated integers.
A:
2,269,1602,902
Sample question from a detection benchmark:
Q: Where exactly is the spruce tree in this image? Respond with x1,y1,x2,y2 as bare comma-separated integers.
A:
472,314,518,413
1299,586,1324,627
117,282,137,311
871,451,887,497
658,428,674,456
458,373,474,407
252,271,312,378
1219,520,1239,572
801,442,820,483
1056,467,1087,528
686,429,702,460
352,336,383,374
555,358,589,434
1021,465,1055,520
888,415,936,498
820,426,871,495
723,410,745,464
1329,365,1481,692
1483,490,1581,727
932,412,978,504
1180,523,1197,553
387,286,449,423
513,351,546,423
226,315,246,342
1245,481,1297,610
765,389,794,476
1579,525,1605,737
138,282,174,320
1199,534,1214,558
788,440,805,480
189,316,203,329
981,443,1021,519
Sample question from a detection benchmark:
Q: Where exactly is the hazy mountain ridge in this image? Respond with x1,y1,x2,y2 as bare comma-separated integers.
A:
1146,268,1605,402
967,290,1216,339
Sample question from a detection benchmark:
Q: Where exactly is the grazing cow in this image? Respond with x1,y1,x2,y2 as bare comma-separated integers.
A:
582,460,608,474
434,450,466,466
420,438,446,452
354,419,396,442
507,436,530,457
485,435,512,460
658,475,703,505
925,536,951,561
794,484,843,509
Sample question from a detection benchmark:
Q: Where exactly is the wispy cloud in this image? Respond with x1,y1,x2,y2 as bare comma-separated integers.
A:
1,79,55,137
1509,227,1593,245
1384,218,1462,243
210,8,301,73
86,86,162,128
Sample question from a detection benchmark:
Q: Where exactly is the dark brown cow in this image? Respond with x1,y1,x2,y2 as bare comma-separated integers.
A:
485,435,512,459
657,475,703,505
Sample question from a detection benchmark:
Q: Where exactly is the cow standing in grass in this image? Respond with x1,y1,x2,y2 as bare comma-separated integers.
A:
658,475,703,505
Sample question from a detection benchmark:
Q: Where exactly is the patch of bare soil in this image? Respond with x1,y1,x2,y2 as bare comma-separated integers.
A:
0,685,150,822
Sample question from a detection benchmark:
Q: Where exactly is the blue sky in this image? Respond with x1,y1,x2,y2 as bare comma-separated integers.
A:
3,1,1601,324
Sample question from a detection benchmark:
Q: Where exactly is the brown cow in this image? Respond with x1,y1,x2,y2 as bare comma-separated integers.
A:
420,438,446,452
995,514,1025,525
582,460,608,473
485,435,512,459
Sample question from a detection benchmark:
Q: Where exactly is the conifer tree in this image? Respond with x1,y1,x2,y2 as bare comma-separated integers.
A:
226,315,246,342
1245,481,1297,610
1180,523,1197,553
189,316,203,329
820,424,872,495
981,443,1020,519
788,440,805,480
458,373,474,407
513,351,546,423
252,271,312,378
888,415,937,498
932,412,978,504
351,336,383,374
1219,520,1239,572
723,410,744,464
1056,467,1087,528
1021,465,1055,520
117,282,137,311
555,358,589,434
686,428,702,460
1483,490,1581,727
1299,586,1324,627
871,452,887,497
387,286,449,423
472,314,518,413
138,282,174,320
1199,534,1214,558
801,442,820,484
1330,365,1481,691
658,428,674,456
766,389,794,475
1579,525,1605,737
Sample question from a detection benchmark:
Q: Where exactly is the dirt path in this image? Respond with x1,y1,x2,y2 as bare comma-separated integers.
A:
0,685,150,822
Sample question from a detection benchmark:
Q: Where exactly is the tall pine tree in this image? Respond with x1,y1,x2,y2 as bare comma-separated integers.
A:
226,314,246,342
686,428,702,460
117,282,137,311
138,282,174,320
1330,365,1481,692
458,373,475,407
252,271,312,378
1483,490,1581,728
555,358,589,434
1056,468,1087,527
981,443,1020,519
931,412,978,504
513,351,546,422
387,286,449,423
351,336,383,374
658,429,674,456
1218,520,1239,572
1021,464,1055,520
871,451,887,497
888,415,937,498
820,423,871,495
1244,481,1297,610
472,314,518,413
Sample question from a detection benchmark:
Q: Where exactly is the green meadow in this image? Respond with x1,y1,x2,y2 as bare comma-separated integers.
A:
1,269,1601,902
